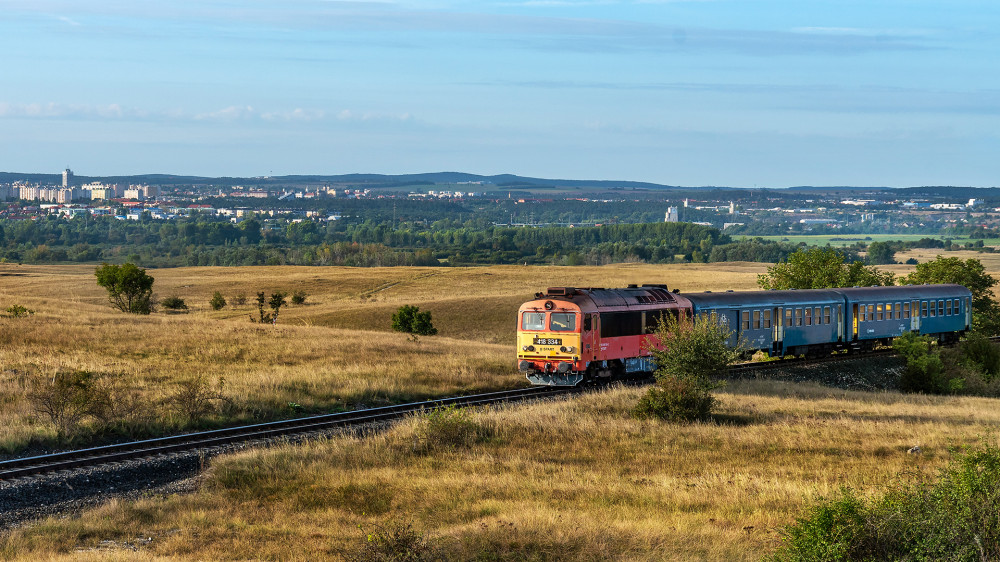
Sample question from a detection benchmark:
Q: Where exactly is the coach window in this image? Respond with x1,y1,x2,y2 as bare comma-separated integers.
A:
946,300,953,316
929,301,936,317
742,310,750,330
824,306,831,324
804,307,812,326
813,307,821,324
522,312,545,331
894,302,901,320
796,308,803,326
938,300,945,316
550,312,577,332
785,309,793,327
922,301,928,317
903,302,910,319
876,304,883,321
753,310,761,330
763,310,772,329
956,298,962,313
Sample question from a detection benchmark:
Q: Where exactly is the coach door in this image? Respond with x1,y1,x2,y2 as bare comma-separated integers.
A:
911,299,921,332
852,303,859,340
837,304,844,341
772,306,784,355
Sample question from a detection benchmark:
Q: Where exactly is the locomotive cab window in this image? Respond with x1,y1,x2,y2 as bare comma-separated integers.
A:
550,313,577,332
584,314,593,332
522,312,546,331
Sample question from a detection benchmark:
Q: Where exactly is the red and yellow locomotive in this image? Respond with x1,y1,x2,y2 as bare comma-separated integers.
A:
517,285,687,385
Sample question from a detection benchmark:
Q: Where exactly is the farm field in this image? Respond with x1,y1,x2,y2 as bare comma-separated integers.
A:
744,233,1000,248
3,259,1000,560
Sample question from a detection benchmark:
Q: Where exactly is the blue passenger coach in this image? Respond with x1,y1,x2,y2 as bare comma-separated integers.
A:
683,284,972,357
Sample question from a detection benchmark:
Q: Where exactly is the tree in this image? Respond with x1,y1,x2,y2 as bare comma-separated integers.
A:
865,241,896,265
95,262,154,314
392,305,438,336
210,291,227,310
251,291,287,324
268,291,287,323
634,313,742,422
758,247,895,290
902,256,1000,335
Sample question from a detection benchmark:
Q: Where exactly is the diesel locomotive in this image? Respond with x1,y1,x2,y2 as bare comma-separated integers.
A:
517,283,973,386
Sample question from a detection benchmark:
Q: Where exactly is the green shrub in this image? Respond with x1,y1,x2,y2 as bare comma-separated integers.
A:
291,290,307,305
633,375,715,422
348,520,445,562
773,444,1000,561
160,295,188,311
209,291,227,311
5,304,34,318
959,331,1000,383
634,313,738,422
893,332,947,393
414,405,489,452
392,305,438,336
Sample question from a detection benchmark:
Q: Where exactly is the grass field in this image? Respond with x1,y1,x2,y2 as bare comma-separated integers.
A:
4,382,1000,560
743,233,1000,248
3,260,1000,560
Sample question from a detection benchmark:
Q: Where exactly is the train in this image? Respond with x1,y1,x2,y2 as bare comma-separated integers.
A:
516,283,973,386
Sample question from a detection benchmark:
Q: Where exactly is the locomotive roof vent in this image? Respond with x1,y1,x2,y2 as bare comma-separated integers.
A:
546,287,576,296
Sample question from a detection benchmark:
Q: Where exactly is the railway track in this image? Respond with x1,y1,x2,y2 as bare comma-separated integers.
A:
0,386,572,482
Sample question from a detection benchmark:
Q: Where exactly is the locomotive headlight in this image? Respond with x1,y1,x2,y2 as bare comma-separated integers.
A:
560,346,575,353
522,345,528,351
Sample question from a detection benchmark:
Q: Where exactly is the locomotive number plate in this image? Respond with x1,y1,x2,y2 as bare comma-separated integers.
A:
533,337,562,346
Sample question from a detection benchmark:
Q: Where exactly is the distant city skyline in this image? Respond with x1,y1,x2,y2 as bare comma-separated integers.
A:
2,1,999,188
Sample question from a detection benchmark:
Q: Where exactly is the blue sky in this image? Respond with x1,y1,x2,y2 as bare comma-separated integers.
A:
1,0,998,187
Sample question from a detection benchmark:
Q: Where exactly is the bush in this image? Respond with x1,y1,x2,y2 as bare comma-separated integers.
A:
291,290,307,305
634,313,739,422
893,332,948,393
210,291,227,311
392,305,438,336
633,376,714,422
5,304,34,318
160,295,188,311
959,331,1000,383
348,520,445,562
413,405,489,453
233,292,247,306
773,444,1000,561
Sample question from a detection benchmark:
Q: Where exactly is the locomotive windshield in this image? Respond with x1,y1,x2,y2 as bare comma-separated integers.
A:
550,313,577,332
521,312,546,331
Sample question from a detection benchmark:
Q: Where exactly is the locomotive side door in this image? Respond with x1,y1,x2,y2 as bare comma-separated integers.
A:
584,313,598,362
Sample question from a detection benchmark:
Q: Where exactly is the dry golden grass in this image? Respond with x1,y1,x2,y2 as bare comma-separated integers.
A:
5,381,1000,561
0,262,774,450
5,260,1000,560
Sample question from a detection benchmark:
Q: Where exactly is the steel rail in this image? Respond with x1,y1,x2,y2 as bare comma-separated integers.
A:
0,386,570,481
